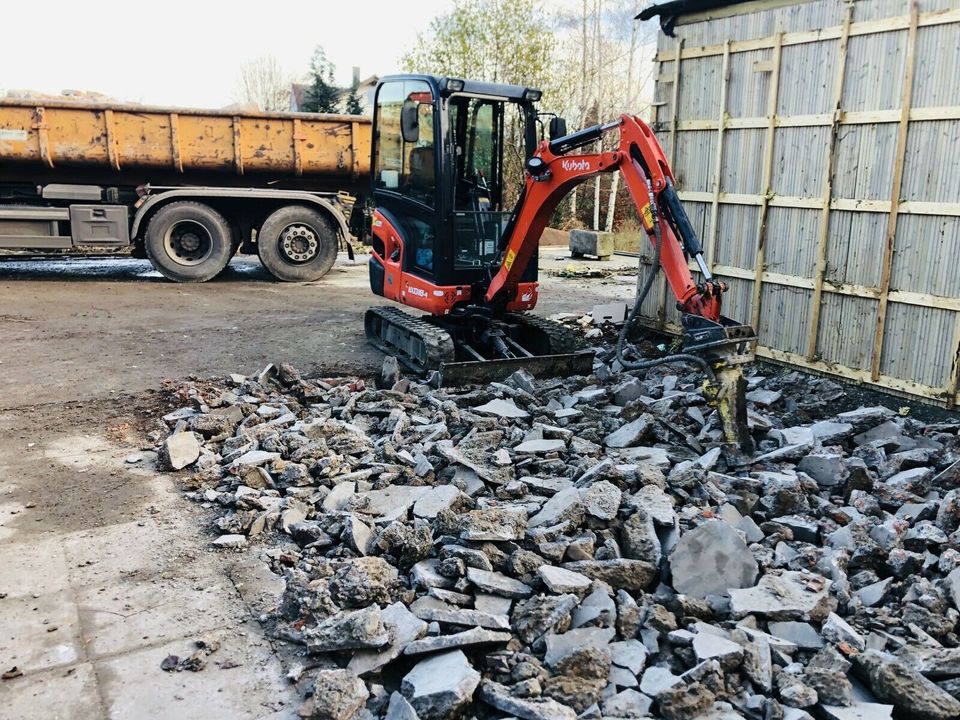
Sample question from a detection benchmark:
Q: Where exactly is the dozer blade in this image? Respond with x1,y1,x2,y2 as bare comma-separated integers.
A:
437,350,595,387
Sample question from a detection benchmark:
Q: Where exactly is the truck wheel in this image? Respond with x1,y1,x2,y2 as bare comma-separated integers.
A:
257,206,338,282
144,202,233,283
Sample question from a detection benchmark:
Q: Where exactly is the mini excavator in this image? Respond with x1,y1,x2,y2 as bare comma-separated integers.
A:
361,75,756,451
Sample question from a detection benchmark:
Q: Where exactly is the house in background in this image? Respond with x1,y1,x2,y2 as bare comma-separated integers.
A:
290,66,378,114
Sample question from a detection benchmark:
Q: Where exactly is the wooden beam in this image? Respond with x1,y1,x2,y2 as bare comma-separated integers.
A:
654,7,960,62
806,5,852,360
871,2,919,381
673,105,960,132
632,314,957,406
706,43,731,271
674,191,960,218
750,33,783,333
659,39,684,329
947,312,960,410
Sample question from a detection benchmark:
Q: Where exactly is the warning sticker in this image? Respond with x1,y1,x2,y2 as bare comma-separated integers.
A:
641,203,654,228
504,248,516,271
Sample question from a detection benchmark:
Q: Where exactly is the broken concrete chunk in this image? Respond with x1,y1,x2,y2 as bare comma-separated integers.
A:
604,415,654,448
729,571,833,621
402,626,512,656
478,680,577,720
855,650,960,720
544,626,615,668
299,669,369,720
460,507,527,541
474,398,529,418
538,565,592,593
163,431,201,470
401,650,480,720
347,602,427,677
670,520,758,598
412,485,461,520
562,559,656,591
466,568,533,598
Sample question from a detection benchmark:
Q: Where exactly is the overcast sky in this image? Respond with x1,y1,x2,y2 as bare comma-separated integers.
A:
0,0,455,108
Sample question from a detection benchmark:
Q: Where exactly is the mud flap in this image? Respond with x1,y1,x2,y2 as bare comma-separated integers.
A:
438,350,595,387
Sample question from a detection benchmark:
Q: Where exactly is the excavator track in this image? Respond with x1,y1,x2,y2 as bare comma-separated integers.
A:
364,305,455,374
365,306,594,385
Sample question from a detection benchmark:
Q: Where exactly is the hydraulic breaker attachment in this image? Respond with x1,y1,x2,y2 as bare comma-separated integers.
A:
703,362,754,456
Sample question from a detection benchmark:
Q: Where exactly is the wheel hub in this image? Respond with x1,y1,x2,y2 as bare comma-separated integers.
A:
163,220,213,266
279,224,319,264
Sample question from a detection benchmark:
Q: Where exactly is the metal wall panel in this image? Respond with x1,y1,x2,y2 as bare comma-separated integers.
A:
649,0,960,406
815,294,878,371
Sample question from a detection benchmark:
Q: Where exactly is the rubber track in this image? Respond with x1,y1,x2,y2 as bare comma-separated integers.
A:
504,312,583,354
365,305,455,374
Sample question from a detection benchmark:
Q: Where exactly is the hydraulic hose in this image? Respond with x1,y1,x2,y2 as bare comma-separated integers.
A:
611,175,715,380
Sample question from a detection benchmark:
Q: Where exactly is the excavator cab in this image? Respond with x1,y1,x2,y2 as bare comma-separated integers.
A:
367,74,542,313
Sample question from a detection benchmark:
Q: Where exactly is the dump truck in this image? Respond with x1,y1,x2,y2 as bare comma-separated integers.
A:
0,98,371,281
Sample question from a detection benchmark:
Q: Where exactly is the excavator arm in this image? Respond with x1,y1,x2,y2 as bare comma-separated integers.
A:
488,115,719,318
487,115,757,451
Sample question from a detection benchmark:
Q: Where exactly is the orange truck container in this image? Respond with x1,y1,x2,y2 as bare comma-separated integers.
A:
0,99,372,282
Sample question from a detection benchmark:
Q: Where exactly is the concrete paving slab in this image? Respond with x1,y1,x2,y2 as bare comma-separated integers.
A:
0,535,69,598
75,576,247,659
94,627,297,720
0,590,84,672
62,517,197,588
1,661,103,720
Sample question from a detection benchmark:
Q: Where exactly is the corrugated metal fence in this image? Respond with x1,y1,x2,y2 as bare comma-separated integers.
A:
644,0,960,407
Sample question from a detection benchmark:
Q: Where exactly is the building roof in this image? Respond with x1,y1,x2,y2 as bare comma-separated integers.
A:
637,0,776,35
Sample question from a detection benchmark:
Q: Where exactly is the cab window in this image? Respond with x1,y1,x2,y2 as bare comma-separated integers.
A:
374,80,436,208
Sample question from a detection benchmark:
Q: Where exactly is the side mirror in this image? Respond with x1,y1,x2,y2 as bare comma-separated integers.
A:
549,117,568,140
401,103,420,143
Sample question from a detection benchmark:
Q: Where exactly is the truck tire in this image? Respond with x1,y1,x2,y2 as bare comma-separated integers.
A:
256,205,338,282
144,201,233,283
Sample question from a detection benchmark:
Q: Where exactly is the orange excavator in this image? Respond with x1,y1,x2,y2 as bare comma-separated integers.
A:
361,75,755,450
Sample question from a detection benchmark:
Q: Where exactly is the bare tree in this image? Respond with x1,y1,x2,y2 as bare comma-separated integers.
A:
235,55,292,112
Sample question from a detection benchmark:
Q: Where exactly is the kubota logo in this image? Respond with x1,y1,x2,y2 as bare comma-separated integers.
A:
561,159,590,172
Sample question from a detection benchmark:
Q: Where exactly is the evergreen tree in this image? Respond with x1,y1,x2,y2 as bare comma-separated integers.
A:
302,46,340,113
344,81,364,115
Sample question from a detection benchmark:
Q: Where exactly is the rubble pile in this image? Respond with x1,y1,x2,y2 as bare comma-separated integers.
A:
157,358,960,720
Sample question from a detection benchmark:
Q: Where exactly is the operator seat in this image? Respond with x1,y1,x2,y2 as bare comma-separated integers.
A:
407,146,435,203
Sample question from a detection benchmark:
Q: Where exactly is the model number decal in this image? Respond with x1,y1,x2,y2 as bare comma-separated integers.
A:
407,286,428,298
0,129,28,141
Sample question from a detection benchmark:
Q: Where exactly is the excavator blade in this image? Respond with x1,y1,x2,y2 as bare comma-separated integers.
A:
438,350,595,387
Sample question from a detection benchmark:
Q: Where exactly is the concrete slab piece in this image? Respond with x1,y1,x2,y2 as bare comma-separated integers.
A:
75,576,246,659
1,661,103,720
0,590,83,672
94,626,295,720
0,535,69,598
